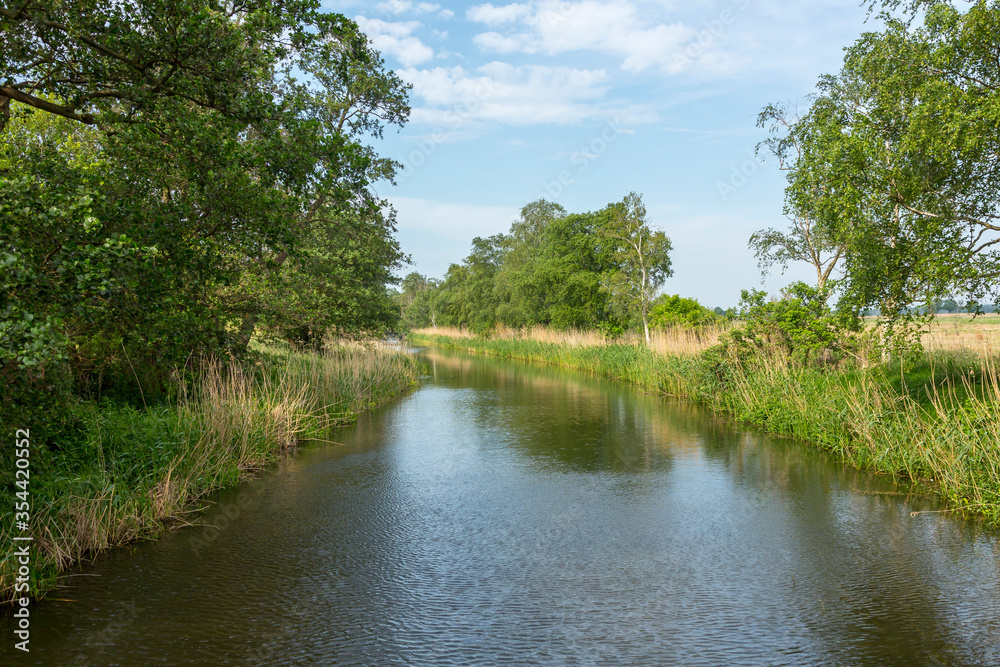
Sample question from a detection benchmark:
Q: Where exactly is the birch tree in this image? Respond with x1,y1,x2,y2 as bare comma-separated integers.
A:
601,192,673,343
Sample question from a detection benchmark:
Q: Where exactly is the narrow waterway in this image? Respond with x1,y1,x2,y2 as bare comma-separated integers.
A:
5,349,1000,665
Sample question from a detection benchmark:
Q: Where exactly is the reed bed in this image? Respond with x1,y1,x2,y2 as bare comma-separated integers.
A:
0,343,419,603
414,323,730,355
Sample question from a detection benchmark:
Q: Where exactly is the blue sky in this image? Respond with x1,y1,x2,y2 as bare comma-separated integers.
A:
322,0,881,308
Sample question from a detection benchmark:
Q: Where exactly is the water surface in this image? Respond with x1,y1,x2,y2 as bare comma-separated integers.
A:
5,349,1000,665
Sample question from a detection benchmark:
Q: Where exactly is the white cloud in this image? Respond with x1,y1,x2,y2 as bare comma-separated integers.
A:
375,0,454,19
466,2,533,26
376,0,414,13
397,62,653,127
354,17,435,66
391,197,519,239
466,0,744,76
472,32,525,54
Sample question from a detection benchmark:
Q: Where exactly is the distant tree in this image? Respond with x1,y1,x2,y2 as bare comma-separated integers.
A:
494,203,620,330
400,272,431,309
435,235,506,333
397,273,441,329
649,295,719,329
600,192,673,343
770,1,1000,319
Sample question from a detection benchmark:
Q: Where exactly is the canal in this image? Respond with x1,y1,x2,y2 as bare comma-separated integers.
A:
5,349,1000,665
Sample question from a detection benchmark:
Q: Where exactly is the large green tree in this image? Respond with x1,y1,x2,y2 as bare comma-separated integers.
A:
1,2,411,417
774,1,1000,317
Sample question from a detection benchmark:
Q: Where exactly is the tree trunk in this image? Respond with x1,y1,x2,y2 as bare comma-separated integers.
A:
235,250,288,352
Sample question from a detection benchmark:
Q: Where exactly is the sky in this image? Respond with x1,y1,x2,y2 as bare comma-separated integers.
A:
321,0,883,308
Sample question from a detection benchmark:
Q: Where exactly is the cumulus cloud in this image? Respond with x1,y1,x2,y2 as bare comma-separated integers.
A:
398,62,653,127
375,0,454,19
354,17,435,66
466,0,744,76
466,2,533,26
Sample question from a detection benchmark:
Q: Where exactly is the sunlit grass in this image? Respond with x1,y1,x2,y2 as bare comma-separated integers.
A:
414,323,731,356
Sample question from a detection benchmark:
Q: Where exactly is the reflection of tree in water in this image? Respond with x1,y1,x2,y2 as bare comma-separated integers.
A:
427,349,1000,664
428,350,702,472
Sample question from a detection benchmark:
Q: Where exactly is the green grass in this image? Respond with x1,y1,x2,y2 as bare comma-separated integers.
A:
0,343,420,604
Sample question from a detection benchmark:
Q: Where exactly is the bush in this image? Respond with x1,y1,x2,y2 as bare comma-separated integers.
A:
648,294,720,329
724,282,861,365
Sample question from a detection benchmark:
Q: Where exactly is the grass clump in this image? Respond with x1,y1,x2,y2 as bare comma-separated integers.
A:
0,342,419,604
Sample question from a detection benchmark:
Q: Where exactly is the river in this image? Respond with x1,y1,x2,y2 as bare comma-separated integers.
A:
5,349,1000,665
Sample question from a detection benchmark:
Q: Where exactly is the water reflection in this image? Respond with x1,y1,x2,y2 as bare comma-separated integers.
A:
4,348,999,666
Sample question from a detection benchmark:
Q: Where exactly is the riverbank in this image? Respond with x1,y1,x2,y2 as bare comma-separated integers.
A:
411,328,1000,524
1,343,420,604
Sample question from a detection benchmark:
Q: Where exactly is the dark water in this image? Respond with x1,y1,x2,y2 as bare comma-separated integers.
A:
5,349,1000,665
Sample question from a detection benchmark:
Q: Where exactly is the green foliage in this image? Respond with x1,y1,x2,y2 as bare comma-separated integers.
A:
396,272,440,330
648,295,720,329
727,282,862,365
494,205,623,330
412,194,669,338
2,4,411,432
599,192,673,342
768,0,1000,317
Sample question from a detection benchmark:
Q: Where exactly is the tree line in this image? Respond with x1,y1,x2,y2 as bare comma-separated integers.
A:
1,2,411,443
395,194,692,340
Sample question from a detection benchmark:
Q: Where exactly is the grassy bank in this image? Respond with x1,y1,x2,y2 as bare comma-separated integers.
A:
1,343,420,604
411,326,1000,524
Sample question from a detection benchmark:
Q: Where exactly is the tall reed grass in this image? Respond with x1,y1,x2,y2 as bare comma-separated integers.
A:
0,343,419,603
414,323,729,356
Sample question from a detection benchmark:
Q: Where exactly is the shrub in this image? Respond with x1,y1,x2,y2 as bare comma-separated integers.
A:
724,282,861,366
648,294,720,329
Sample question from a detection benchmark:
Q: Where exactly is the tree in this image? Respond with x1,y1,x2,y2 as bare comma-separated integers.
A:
777,1,1000,319
434,235,507,333
599,192,673,343
729,282,861,365
751,103,845,290
397,272,442,329
0,0,320,131
1,3,412,410
648,295,719,329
